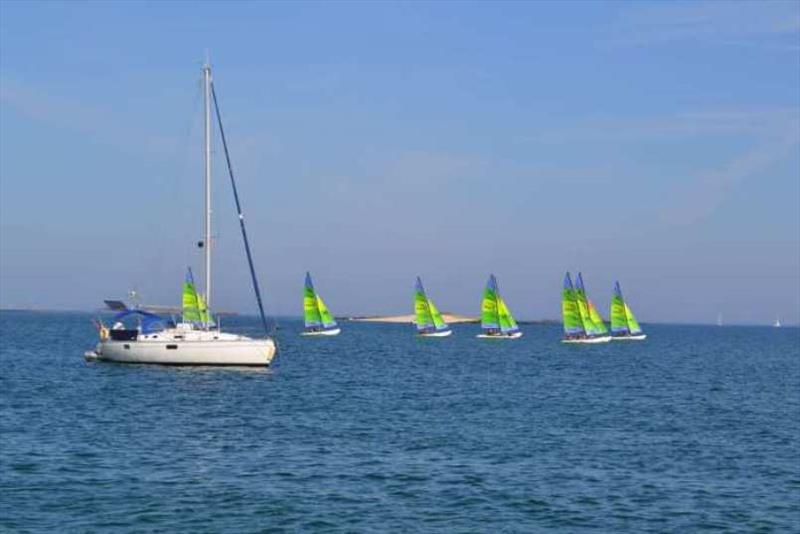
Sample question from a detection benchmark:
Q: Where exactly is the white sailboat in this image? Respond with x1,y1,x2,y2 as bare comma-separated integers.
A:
86,62,276,366
774,317,781,328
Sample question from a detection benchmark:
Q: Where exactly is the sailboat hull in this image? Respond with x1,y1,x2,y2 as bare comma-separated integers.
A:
301,328,341,336
92,337,276,366
562,336,611,344
476,332,523,339
611,334,647,341
418,329,452,337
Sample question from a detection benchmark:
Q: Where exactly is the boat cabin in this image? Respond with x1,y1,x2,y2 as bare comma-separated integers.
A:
108,310,172,341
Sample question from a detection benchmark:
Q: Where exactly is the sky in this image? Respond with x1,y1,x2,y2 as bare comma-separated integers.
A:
1,0,799,325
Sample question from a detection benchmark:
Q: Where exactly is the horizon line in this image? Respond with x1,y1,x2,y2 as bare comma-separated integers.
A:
1,307,796,328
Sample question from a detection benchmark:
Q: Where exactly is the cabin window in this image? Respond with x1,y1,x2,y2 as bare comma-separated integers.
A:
166,344,178,350
123,344,130,349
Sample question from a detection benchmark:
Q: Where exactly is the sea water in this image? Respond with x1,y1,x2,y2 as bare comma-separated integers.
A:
1,311,798,531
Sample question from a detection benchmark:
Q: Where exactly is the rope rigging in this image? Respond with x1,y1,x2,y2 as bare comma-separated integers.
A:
210,81,274,337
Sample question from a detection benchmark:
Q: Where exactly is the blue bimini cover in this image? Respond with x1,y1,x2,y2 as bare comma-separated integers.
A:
113,310,168,334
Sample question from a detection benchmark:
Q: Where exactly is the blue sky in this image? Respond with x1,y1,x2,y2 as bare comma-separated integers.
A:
1,1,798,325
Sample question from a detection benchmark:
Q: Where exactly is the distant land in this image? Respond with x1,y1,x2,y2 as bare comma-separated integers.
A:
345,313,477,324
0,308,796,327
343,314,560,325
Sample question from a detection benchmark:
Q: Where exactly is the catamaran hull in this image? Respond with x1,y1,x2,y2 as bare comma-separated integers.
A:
91,339,276,366
611,334,647,341
418,330,452,337
301,328,341,336
476,332,523,339
562,336,611,344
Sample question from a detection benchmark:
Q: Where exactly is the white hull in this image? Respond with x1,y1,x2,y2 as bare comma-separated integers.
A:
418,329,452,337
477,332,523,339
301,327,341,336
562,335,611,344
91,333,276,366
611,334,647,341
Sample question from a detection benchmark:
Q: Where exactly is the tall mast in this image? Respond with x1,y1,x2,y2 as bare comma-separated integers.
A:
203,61,212,318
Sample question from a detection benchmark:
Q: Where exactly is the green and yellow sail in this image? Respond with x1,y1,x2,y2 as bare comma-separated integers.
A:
610,281,628,335
588,300,608,335
575,273,603,337
183,268,212,326
304,272,338,331
414,277,450,334
562,272,583,336
481,274,520,335
610,281,643,336
625,304,642,335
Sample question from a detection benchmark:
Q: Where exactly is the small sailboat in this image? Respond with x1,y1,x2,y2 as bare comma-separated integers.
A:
183,267,212,326
302,272,341,336
477,274,522,339
774,317,781,328
86,61,276,366
414,277,452,337
610,281,646,340
561,272,610,343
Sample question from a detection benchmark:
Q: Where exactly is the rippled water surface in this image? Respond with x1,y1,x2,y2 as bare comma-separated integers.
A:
1,311,799,532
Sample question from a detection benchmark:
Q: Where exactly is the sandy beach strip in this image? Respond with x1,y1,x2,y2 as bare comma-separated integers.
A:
346,313,479,324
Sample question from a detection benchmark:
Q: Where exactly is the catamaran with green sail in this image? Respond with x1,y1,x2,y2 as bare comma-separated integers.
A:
561,272,611,343
477,274,522,339
302,272,340,336
414,277,452,337
610,281,646,340
182,267,212,326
